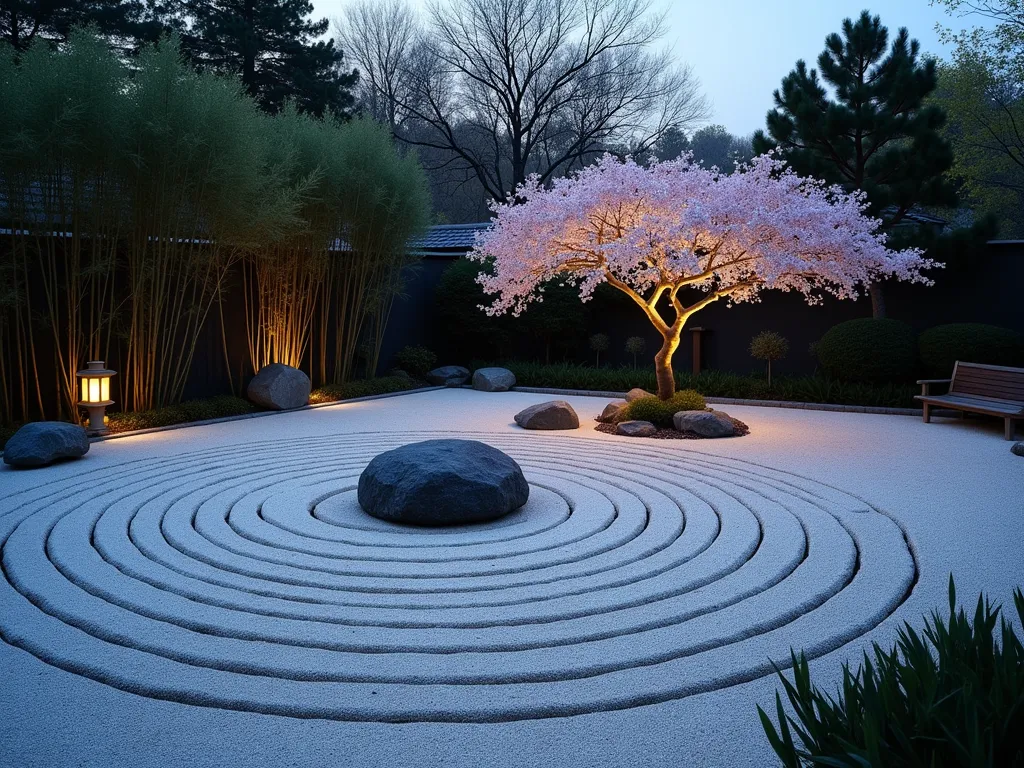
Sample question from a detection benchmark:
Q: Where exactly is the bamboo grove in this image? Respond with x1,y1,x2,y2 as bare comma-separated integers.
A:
0,30,429,425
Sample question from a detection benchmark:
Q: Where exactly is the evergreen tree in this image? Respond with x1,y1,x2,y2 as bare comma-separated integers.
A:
753,11,956,317
0,0,167,53
179,0,357,117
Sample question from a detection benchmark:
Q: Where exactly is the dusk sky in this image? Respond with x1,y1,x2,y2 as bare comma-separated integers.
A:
313,0,981,136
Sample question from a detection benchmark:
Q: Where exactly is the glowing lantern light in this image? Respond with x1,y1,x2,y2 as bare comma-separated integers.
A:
76,360,116,436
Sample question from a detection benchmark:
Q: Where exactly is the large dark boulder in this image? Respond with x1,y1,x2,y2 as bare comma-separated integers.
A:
596,400,629,424
426,365,470,387
358,439,530,526
472,367,516,392
625,388,653,403
673,409,737,438
514,400,579,430
247,364,310,410
3,422,89,467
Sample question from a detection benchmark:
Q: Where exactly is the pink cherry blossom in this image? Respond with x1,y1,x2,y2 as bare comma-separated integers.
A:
470,152,935,399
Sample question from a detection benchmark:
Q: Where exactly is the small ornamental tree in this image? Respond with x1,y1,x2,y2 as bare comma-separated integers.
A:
625,336,646,368
472,153,935,400
750,331,789,387
589,333,610,367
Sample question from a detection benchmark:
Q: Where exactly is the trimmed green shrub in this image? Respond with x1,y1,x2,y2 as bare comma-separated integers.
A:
0,424,19,452
471,360,918,408
760,577,1024,768
310,376,420,404
919,323,1024,376
815,318,918,382
394,345,437,377
107,396,256,433
623,390,707,427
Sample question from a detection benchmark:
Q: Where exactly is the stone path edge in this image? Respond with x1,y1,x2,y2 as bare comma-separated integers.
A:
0,386,448,456
510,386,923,416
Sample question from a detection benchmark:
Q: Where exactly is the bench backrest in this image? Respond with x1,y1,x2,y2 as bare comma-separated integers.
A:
950,361,1024,403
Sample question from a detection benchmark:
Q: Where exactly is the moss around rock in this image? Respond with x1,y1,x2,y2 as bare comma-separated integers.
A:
622,390,707,427
919,323,1024,376
815,318,917,383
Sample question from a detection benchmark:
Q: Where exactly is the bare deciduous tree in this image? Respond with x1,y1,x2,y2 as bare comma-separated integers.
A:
336,0,708,204
333,0,421,131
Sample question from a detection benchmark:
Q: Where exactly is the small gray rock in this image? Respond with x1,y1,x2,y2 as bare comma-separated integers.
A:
625,388,654,403
514,400,579,430
616,420,657,437
1012,442,1024,457
3,421,89,467
673,409,736,438
596,400,629,424
472,367,516,392
426,365,470,387
247,363,311,410
358,439,529,526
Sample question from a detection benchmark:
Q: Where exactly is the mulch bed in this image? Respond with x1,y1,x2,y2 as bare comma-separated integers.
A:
595,417,750,439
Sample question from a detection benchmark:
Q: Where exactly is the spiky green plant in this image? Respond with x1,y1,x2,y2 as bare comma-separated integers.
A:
759,577,1024,767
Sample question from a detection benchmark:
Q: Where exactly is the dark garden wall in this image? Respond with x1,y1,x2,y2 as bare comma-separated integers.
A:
417,242,1024,378
4,239,1021,423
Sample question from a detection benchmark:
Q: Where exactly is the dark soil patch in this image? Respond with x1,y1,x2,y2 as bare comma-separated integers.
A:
595,417,749,439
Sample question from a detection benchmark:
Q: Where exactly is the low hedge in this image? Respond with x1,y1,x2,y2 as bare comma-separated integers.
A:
107,395,256,433
474,361,919,409
623,391,707,427
1,377,425,450
814,318,918,383
919,323,1024,376
309,375,422,404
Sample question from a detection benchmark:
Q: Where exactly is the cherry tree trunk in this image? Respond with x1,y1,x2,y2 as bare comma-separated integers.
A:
869,282,886,318
654,329,682,400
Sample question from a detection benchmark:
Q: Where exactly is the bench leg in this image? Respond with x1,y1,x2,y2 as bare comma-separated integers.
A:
923,403,930,424
1006,418,1015,441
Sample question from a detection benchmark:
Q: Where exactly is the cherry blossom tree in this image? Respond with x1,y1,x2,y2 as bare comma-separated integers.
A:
471,153,936,400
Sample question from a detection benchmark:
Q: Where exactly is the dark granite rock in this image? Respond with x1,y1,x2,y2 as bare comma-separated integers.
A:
472,367,516,392
3,422,89,467
625,388,653,403
1012,442,1024,457
514,400,579,430
357,439,529,526
673,409,737,438
616,420,657,437
247,364,310,410
596,400,629,424
426,365,470,387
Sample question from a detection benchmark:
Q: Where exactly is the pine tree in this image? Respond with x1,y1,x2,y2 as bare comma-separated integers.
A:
180,0,357,117
0,0,167,53
753,11,956,317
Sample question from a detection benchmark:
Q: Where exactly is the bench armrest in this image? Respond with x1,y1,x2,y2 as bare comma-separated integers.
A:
917,378,951,396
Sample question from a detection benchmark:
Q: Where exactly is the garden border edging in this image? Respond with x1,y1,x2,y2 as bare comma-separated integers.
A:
511,386,922,416
0,386,447,456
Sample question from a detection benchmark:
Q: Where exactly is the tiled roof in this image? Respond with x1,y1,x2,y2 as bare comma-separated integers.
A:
411,223,490,253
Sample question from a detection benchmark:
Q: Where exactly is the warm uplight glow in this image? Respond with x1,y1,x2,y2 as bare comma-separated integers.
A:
76,360,116,435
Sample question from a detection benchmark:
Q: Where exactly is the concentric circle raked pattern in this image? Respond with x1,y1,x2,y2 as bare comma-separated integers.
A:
0,431,916,722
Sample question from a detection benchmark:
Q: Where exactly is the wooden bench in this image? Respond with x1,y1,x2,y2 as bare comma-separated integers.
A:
916,361,1024,440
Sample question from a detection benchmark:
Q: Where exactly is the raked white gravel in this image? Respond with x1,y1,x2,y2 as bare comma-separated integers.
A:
1,388,1021,767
